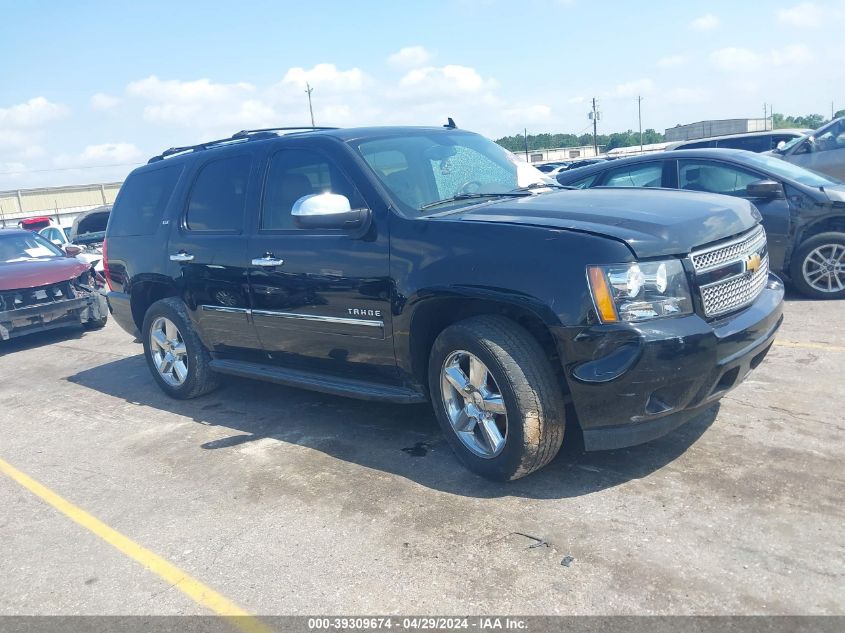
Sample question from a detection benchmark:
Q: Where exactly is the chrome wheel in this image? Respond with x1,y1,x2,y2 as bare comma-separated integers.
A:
802,244,845,293
440,350,508,458
149,316,188,387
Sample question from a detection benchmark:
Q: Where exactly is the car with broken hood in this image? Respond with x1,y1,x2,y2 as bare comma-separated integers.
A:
0,229,108,341
40,205,111,273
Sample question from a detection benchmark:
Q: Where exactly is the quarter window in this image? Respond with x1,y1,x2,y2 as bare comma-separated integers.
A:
185,155,251,232
602,163,663,188
261,149,364,231
678,160,761,196
109,164,183,237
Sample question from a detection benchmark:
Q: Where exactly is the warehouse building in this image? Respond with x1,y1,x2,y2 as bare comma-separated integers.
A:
664,118,771,142
0,182,122,229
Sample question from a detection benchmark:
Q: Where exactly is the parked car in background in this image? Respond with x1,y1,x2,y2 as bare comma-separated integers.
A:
667,129,809,153
555,148,845,298
17,216,58,232
39,205,110,273
562,157,608,172
0,229,107,340
105,125,782,480
535,162,566,173
771,117,845,181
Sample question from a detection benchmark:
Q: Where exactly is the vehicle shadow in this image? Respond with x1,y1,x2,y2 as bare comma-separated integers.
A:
67,354,718,500
0,325,88,355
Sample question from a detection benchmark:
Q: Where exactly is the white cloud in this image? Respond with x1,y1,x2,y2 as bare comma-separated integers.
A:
710,44,813,72
399,65,490,93
777,2,824,27
690,14,719,30
280,64,368,92
0,161,27,176
91,92,120,110
614,78,654,97
657,55,688,68
665,87,709,104
502,104,552,123
127,75,254,102
387,46,432,68
0,97,67,128
710,47,764,72
54,143,143,168
770,43,814,65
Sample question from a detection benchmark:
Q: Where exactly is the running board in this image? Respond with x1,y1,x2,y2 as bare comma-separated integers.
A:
208,359,427,404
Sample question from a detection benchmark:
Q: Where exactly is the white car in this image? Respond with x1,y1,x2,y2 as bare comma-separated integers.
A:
38,206,111,273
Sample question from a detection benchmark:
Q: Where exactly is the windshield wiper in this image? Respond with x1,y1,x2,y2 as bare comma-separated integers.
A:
419,192,531,211
510,182,575,192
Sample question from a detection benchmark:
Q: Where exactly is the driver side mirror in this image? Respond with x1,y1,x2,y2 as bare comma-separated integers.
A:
746,179,783,200
292,193,370,230
64,244,82,257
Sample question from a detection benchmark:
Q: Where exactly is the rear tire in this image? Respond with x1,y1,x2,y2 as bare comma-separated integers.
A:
790,232,845,299
142,297,220,399
428,315,566,481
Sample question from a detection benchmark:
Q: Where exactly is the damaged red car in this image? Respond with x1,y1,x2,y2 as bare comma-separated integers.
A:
0,229,108,341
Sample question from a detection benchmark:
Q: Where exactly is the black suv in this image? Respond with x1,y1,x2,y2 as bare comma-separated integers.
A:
105,125,784,480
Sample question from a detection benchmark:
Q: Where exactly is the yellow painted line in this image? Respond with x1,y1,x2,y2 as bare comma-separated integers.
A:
0,457,274,633
774,340,845,352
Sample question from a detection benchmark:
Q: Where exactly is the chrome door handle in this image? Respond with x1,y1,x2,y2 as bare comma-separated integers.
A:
169,252,194,262
251,256,284,267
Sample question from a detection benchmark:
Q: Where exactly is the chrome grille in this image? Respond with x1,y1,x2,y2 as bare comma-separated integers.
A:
691,226,769,318
691,225,767,273
699,255,769,318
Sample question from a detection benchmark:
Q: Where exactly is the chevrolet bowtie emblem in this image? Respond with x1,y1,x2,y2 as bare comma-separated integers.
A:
746,252,762,273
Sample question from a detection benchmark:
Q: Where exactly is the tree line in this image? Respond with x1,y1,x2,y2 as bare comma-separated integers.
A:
496,111,845,153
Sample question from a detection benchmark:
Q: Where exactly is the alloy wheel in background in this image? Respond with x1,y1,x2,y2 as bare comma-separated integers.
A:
802,243,845,294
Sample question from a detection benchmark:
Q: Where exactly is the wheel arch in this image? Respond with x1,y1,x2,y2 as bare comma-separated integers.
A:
129,276,180,331
403,289,567,397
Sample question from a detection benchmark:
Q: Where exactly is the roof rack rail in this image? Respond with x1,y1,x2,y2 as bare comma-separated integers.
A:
231,126,338,139
147,126,339,163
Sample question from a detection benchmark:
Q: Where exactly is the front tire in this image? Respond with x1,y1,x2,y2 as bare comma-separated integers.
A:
428,315,566,481
141,298,220,399
790,232,845,299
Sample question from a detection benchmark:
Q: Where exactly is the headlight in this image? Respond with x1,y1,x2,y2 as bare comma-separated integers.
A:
587,260,692,323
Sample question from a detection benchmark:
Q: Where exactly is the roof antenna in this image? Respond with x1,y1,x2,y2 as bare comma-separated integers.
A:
444,117,457,129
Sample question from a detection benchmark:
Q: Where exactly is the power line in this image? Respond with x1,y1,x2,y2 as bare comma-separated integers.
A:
0,162,144,176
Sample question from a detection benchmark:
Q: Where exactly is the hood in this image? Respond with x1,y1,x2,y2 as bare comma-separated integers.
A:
822,185,845,204
0,257,91,291
445,188,761,258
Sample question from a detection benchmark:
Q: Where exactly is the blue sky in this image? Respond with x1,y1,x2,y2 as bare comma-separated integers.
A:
1,0,843,188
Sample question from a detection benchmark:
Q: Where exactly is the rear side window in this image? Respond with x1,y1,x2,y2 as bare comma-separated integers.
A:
566,173,600,189
185,155,252,232
602,162,664,188
716,136,769,152
108,165,182,237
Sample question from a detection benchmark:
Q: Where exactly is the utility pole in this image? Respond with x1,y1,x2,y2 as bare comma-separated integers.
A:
305,82,315,127
638,96,643,153
524,128,529,162
590,98,599,155
763,103,767,130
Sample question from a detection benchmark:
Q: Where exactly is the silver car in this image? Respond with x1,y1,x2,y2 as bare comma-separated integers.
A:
773,117,845,180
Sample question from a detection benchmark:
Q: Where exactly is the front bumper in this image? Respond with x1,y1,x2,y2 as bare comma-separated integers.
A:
0,291,106,340
557,274,784,451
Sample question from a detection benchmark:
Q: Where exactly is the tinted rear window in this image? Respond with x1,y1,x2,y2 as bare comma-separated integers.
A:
108,165,183,237
185,155,251,232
